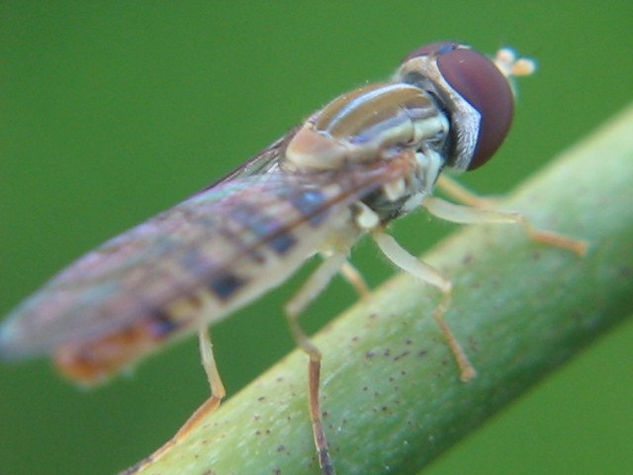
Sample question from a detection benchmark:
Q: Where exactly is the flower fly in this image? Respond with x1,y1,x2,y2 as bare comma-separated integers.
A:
0,42,587,474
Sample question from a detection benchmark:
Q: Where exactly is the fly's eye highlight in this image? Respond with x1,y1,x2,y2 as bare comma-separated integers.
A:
435,46,515,170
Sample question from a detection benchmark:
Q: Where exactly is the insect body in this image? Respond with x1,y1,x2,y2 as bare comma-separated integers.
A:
0,42,586,474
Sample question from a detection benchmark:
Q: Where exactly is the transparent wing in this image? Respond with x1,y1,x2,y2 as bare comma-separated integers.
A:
0,151,411,359
197,132,293,191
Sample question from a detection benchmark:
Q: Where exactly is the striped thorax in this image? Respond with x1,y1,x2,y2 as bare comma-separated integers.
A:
284,82,449,172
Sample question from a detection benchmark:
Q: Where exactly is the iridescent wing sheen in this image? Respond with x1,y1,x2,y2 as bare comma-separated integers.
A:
205,133,293,188
0,144,410,360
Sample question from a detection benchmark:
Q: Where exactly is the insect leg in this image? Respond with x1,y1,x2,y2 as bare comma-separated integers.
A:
423,197,588,256
285,252,350,475
123,326,225,474
199,324,227,400
340,261,370,298
372,231,477,382
436,174,500,208
170,325,227,440
286,252,350,318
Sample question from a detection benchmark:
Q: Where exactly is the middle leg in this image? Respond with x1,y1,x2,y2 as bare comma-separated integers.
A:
285,252,351,475
372,231,477,382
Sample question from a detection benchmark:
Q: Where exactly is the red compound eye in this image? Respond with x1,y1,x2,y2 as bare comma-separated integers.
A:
406,42,515,170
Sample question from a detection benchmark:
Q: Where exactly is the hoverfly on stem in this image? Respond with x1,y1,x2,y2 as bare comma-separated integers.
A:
0,42,587,474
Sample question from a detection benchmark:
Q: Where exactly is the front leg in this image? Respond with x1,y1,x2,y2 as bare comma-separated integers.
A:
423,197,588,256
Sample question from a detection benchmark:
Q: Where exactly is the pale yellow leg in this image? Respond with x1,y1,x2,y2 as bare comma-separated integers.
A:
124,326,226,474
437,174,499,208
340,261,370,298
423,197,588,256
285,253,351,475
372,231,477,382
286,253,349,318
199,324,226,398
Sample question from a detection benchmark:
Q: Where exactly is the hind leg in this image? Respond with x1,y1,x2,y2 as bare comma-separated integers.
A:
123,325,225,473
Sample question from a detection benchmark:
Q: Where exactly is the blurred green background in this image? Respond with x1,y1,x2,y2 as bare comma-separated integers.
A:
1,2,631,474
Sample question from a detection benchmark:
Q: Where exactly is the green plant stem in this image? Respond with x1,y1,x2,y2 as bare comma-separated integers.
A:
135,104,633,474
